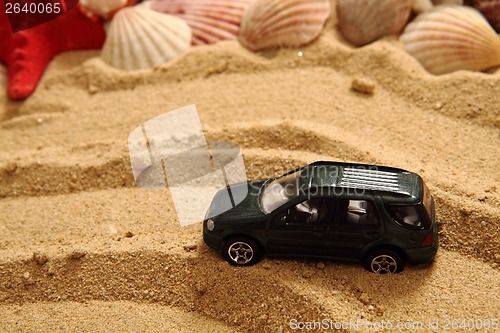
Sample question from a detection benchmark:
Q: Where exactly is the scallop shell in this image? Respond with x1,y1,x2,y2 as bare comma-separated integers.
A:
101,6,191,71
401,5,500,74
238,0,330,51
337,0,411,46
80,0,137,20
471,0,500,32
146,0,253,45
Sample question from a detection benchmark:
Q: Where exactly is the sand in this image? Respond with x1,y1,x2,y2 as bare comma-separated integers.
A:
0,3,499,332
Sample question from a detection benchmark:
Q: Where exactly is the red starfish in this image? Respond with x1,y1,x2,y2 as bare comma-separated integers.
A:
0,5,106,100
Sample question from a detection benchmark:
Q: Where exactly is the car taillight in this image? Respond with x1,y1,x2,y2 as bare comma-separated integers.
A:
420,231,434,247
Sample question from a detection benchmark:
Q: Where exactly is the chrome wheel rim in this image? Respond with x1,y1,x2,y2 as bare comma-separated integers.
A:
228,242,253,265
371,255,397,274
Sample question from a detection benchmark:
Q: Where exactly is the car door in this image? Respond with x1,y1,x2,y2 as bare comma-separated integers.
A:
267,197,333,257
327,198,383,260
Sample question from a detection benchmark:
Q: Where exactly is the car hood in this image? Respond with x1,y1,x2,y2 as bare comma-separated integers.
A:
206,180,267,221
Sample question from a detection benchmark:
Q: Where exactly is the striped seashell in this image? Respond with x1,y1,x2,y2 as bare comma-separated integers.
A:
238,0,330,51
337,0,411,47
401,5,500,74
79,0,137,20
146,0,253,45
471,0,500,32
101,6,191,70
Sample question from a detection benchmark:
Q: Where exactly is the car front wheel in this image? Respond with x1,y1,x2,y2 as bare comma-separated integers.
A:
222,237,261,266
365,250,403,274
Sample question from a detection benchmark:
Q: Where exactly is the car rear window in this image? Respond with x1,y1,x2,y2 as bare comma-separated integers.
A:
387,204,431,229
422,183,432,219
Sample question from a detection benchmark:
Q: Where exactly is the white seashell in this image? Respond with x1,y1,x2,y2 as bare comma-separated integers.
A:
80,0,136,19
101,6,192,71
146,0,252,45
337,0,411,46
238,0,330,51
401,5,500,74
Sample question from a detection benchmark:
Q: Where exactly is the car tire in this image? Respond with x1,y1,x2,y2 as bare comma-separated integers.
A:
365,249,404,274
222,237,261,266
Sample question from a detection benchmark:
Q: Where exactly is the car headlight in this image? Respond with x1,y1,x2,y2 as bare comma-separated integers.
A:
206,219,215,231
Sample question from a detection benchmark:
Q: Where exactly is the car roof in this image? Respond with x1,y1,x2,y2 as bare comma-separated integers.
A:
300,161,423,203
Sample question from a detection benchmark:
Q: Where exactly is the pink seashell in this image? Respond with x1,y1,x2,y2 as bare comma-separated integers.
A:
146,0,253,45
401,5,500,74
471,0,500,32
337,0,411,47
238,0,330,51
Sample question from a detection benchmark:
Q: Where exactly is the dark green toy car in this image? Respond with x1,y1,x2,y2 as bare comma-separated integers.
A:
203,161,438,274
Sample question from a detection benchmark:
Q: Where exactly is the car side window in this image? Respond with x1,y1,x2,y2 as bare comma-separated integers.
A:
335,199,379,226
285,198,331,226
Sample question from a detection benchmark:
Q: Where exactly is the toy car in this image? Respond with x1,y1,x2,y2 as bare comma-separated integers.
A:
203,161,438,274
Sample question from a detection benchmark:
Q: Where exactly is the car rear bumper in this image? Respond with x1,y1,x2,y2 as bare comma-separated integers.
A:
406,239,438,265
406,218,439,265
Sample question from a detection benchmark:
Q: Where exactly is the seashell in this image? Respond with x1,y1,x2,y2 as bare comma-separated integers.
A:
238,0,330,51
401,5,500,74
101,6,191,70
146,0,253,45
337,0,411,47
79,0,137,20
471,0,500,32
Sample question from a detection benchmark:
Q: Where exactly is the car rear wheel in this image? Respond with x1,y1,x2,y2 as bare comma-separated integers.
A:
365,250,403,274
222,237,261,266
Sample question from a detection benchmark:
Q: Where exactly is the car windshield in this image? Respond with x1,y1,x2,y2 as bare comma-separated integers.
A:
260,170,302,214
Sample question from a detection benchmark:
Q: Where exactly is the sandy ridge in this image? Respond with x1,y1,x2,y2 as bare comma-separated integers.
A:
23,36,499,128
1,239,499,332
0,121,498,267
